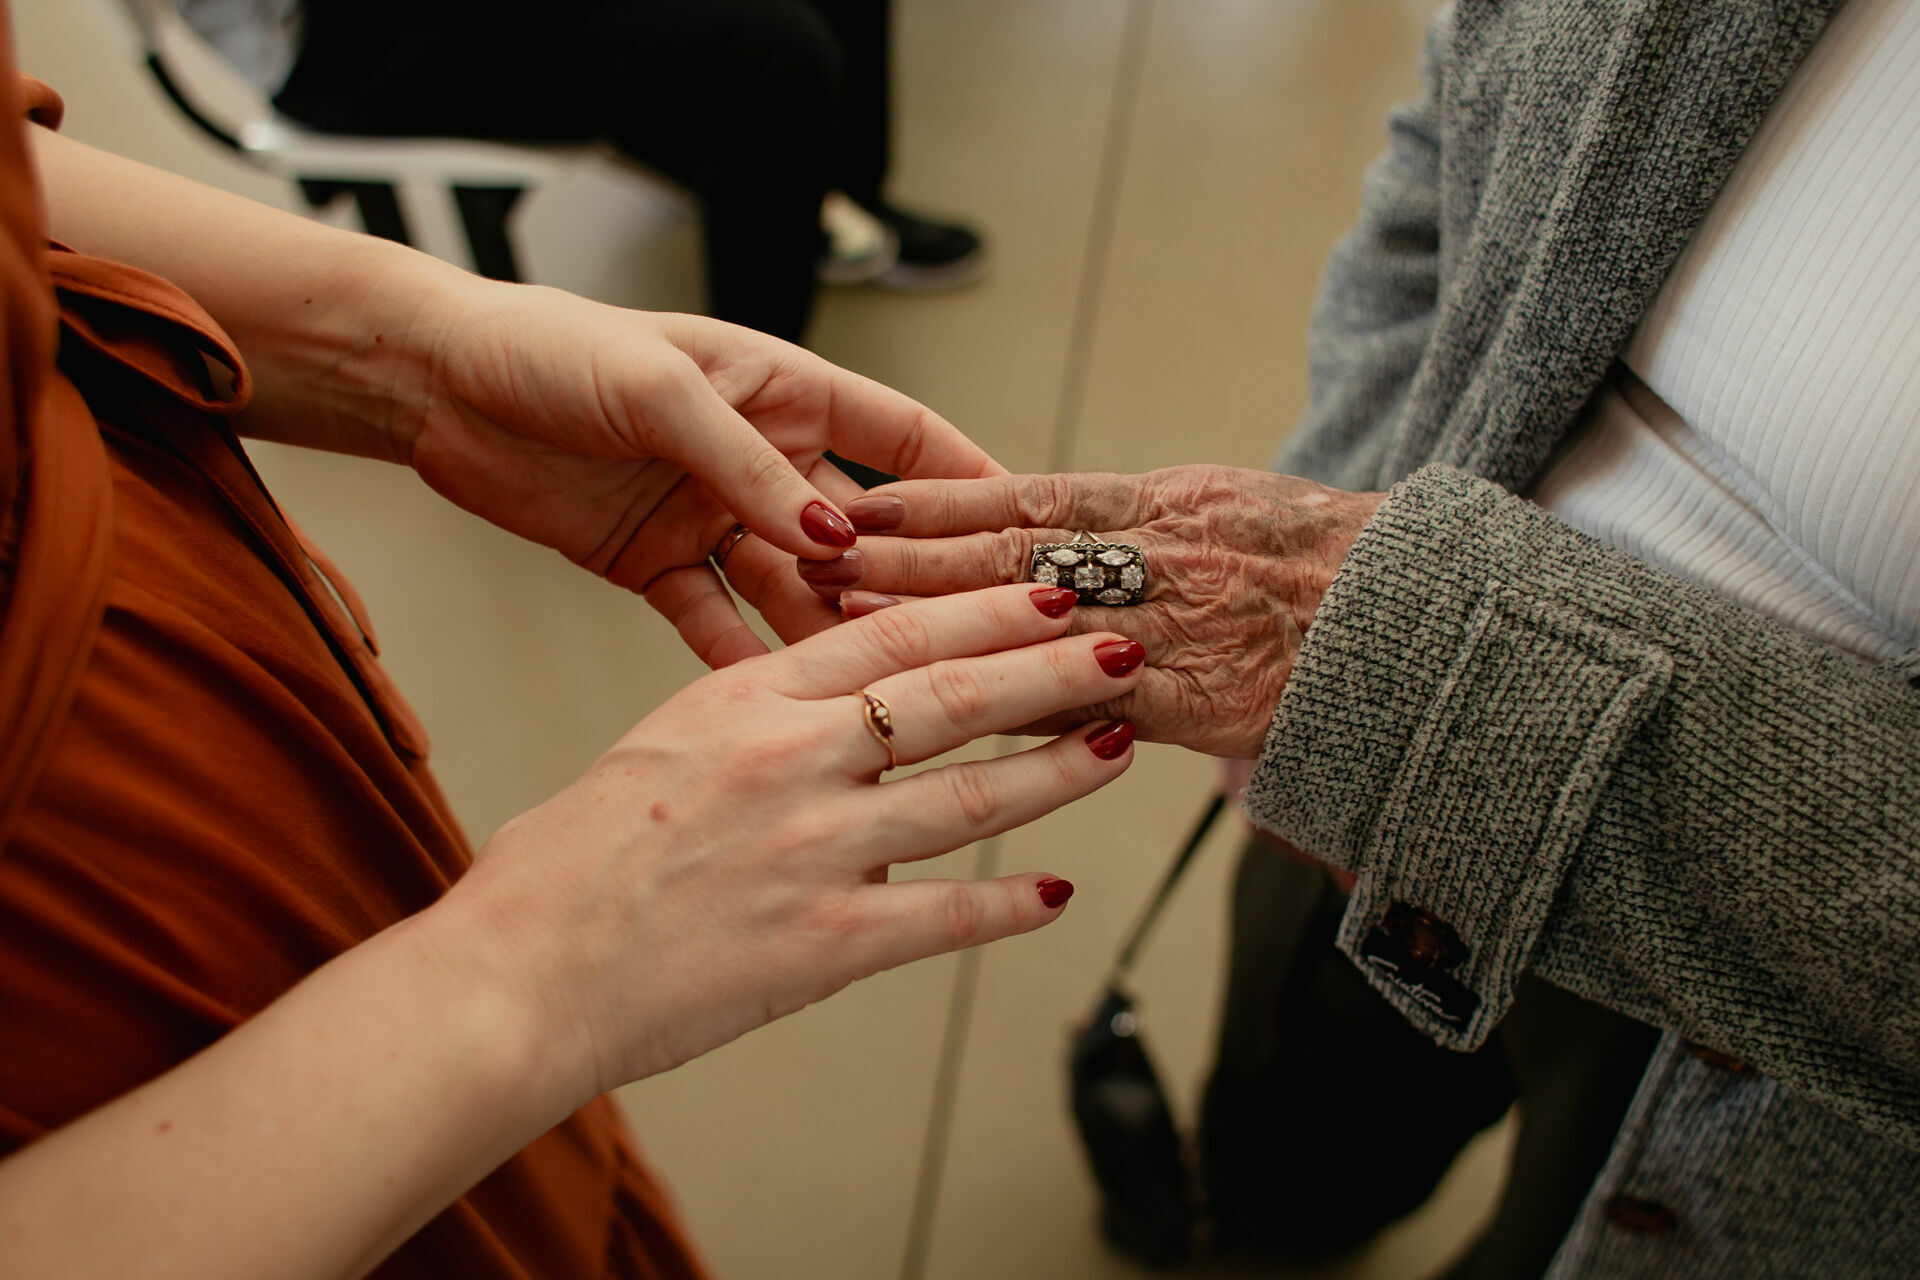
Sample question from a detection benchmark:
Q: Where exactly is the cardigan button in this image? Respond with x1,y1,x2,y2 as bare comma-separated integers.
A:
1381,901,1468,969
1604,1194,1678,1235
1357,903,1481,1026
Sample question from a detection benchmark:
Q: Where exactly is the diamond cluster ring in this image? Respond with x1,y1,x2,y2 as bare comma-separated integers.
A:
1028,532,1148,606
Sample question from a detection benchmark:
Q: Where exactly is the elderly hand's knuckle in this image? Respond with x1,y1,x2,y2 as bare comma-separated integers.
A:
894,537,935,585
1013,473,1071,528
929,662,994,727
994,534,1035,585
1170,669,1219,726
947,763,1003,829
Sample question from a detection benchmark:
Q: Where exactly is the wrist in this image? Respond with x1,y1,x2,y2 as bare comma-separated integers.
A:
1317,489,1388,608
397,880,601,1121
232,238,484,466
1287,485,1389,642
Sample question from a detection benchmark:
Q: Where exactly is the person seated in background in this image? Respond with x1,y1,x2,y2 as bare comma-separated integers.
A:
179,0,987,343
0,20,1135,1276
738,1,1920,1275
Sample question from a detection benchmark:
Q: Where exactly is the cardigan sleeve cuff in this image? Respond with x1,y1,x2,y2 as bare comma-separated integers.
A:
1243,465,1673,1049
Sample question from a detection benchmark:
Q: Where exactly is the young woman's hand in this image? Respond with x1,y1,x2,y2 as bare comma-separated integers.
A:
33,125,982,664
404,281,1001,665
437,583,1144,1094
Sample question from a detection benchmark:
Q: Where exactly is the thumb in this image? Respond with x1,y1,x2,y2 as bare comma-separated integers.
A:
658,377,857,558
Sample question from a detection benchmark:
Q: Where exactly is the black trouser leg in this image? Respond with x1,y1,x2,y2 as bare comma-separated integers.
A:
274,0,845,341
805,0,892,206
1439,978,1659,1280
1199,836,1658,1275
1199,845,1516,1258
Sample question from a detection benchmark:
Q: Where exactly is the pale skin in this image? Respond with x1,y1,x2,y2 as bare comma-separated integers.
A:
30,124,976,668
5,129,1142,1278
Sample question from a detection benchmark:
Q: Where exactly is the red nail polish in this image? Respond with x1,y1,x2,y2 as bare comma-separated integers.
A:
845,495,907,533
1030,587,1078,618
1086,720,1135,760
1037,877,1074,909
841,590,901,618
801,501,857,548
798,549,865,590
1095,639,1145,677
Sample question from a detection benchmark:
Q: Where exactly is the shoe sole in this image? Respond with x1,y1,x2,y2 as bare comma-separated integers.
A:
818,227,901,286
872,249,990,292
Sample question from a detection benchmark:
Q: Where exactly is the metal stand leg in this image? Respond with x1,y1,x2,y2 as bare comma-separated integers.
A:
452,185,526,282
299,178,412,246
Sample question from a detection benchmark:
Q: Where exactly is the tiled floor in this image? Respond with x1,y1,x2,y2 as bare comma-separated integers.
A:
19,2,1510,1277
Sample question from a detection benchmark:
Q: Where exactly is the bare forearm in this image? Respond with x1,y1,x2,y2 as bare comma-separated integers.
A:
0,898,584,1280
27,124,480,462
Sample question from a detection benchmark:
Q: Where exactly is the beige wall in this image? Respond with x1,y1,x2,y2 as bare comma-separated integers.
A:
10,4,1498,1278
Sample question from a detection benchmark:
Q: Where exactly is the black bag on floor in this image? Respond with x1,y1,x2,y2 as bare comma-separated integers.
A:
1067,799,1512,1269
1066,793,1223,1269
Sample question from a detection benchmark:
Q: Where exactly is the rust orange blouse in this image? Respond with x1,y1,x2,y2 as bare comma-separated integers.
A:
0,18,708,1278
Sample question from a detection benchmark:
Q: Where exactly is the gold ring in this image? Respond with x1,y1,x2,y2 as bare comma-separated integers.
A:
710,524,751,570
858,689,897,771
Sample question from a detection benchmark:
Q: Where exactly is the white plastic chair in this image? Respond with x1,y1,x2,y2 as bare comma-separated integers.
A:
107,0,607,279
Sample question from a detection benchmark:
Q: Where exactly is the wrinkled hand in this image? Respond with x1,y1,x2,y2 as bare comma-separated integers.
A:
398,280,1003,666
442,584,1142,1090
760,465,1384,757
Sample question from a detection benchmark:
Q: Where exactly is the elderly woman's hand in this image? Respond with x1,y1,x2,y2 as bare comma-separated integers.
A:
775,466,1384,757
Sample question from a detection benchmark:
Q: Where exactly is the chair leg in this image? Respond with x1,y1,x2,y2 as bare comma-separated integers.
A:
297,178,343,210
347,183,412,246
452,185,526,282
298,178,414,246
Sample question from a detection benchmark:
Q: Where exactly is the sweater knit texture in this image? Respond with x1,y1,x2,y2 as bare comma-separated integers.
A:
1243,3,1920,1275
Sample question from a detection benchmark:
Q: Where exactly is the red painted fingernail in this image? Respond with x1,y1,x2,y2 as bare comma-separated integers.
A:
798,549,865,592
1037,877,1075,909
1086,720,1135,760
845,495,907,533
801,501,857,548
1030,587,1078,618
1094,639,1145,677
841,590,902,618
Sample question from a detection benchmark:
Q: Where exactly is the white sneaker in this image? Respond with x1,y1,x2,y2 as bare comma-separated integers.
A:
818,191,900,285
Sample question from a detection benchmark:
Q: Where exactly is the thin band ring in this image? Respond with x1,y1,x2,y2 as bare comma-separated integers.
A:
710,523,752,570
858,689,897,772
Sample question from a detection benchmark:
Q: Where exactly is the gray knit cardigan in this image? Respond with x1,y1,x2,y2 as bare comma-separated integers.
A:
1241,2,1920,1275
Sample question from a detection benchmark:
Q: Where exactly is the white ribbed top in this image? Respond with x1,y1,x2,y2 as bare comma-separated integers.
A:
1533,0,1920,662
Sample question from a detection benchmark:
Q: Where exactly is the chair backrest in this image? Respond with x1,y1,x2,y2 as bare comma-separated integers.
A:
96,0,593,183
107,0,168,52
101,0,249,151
